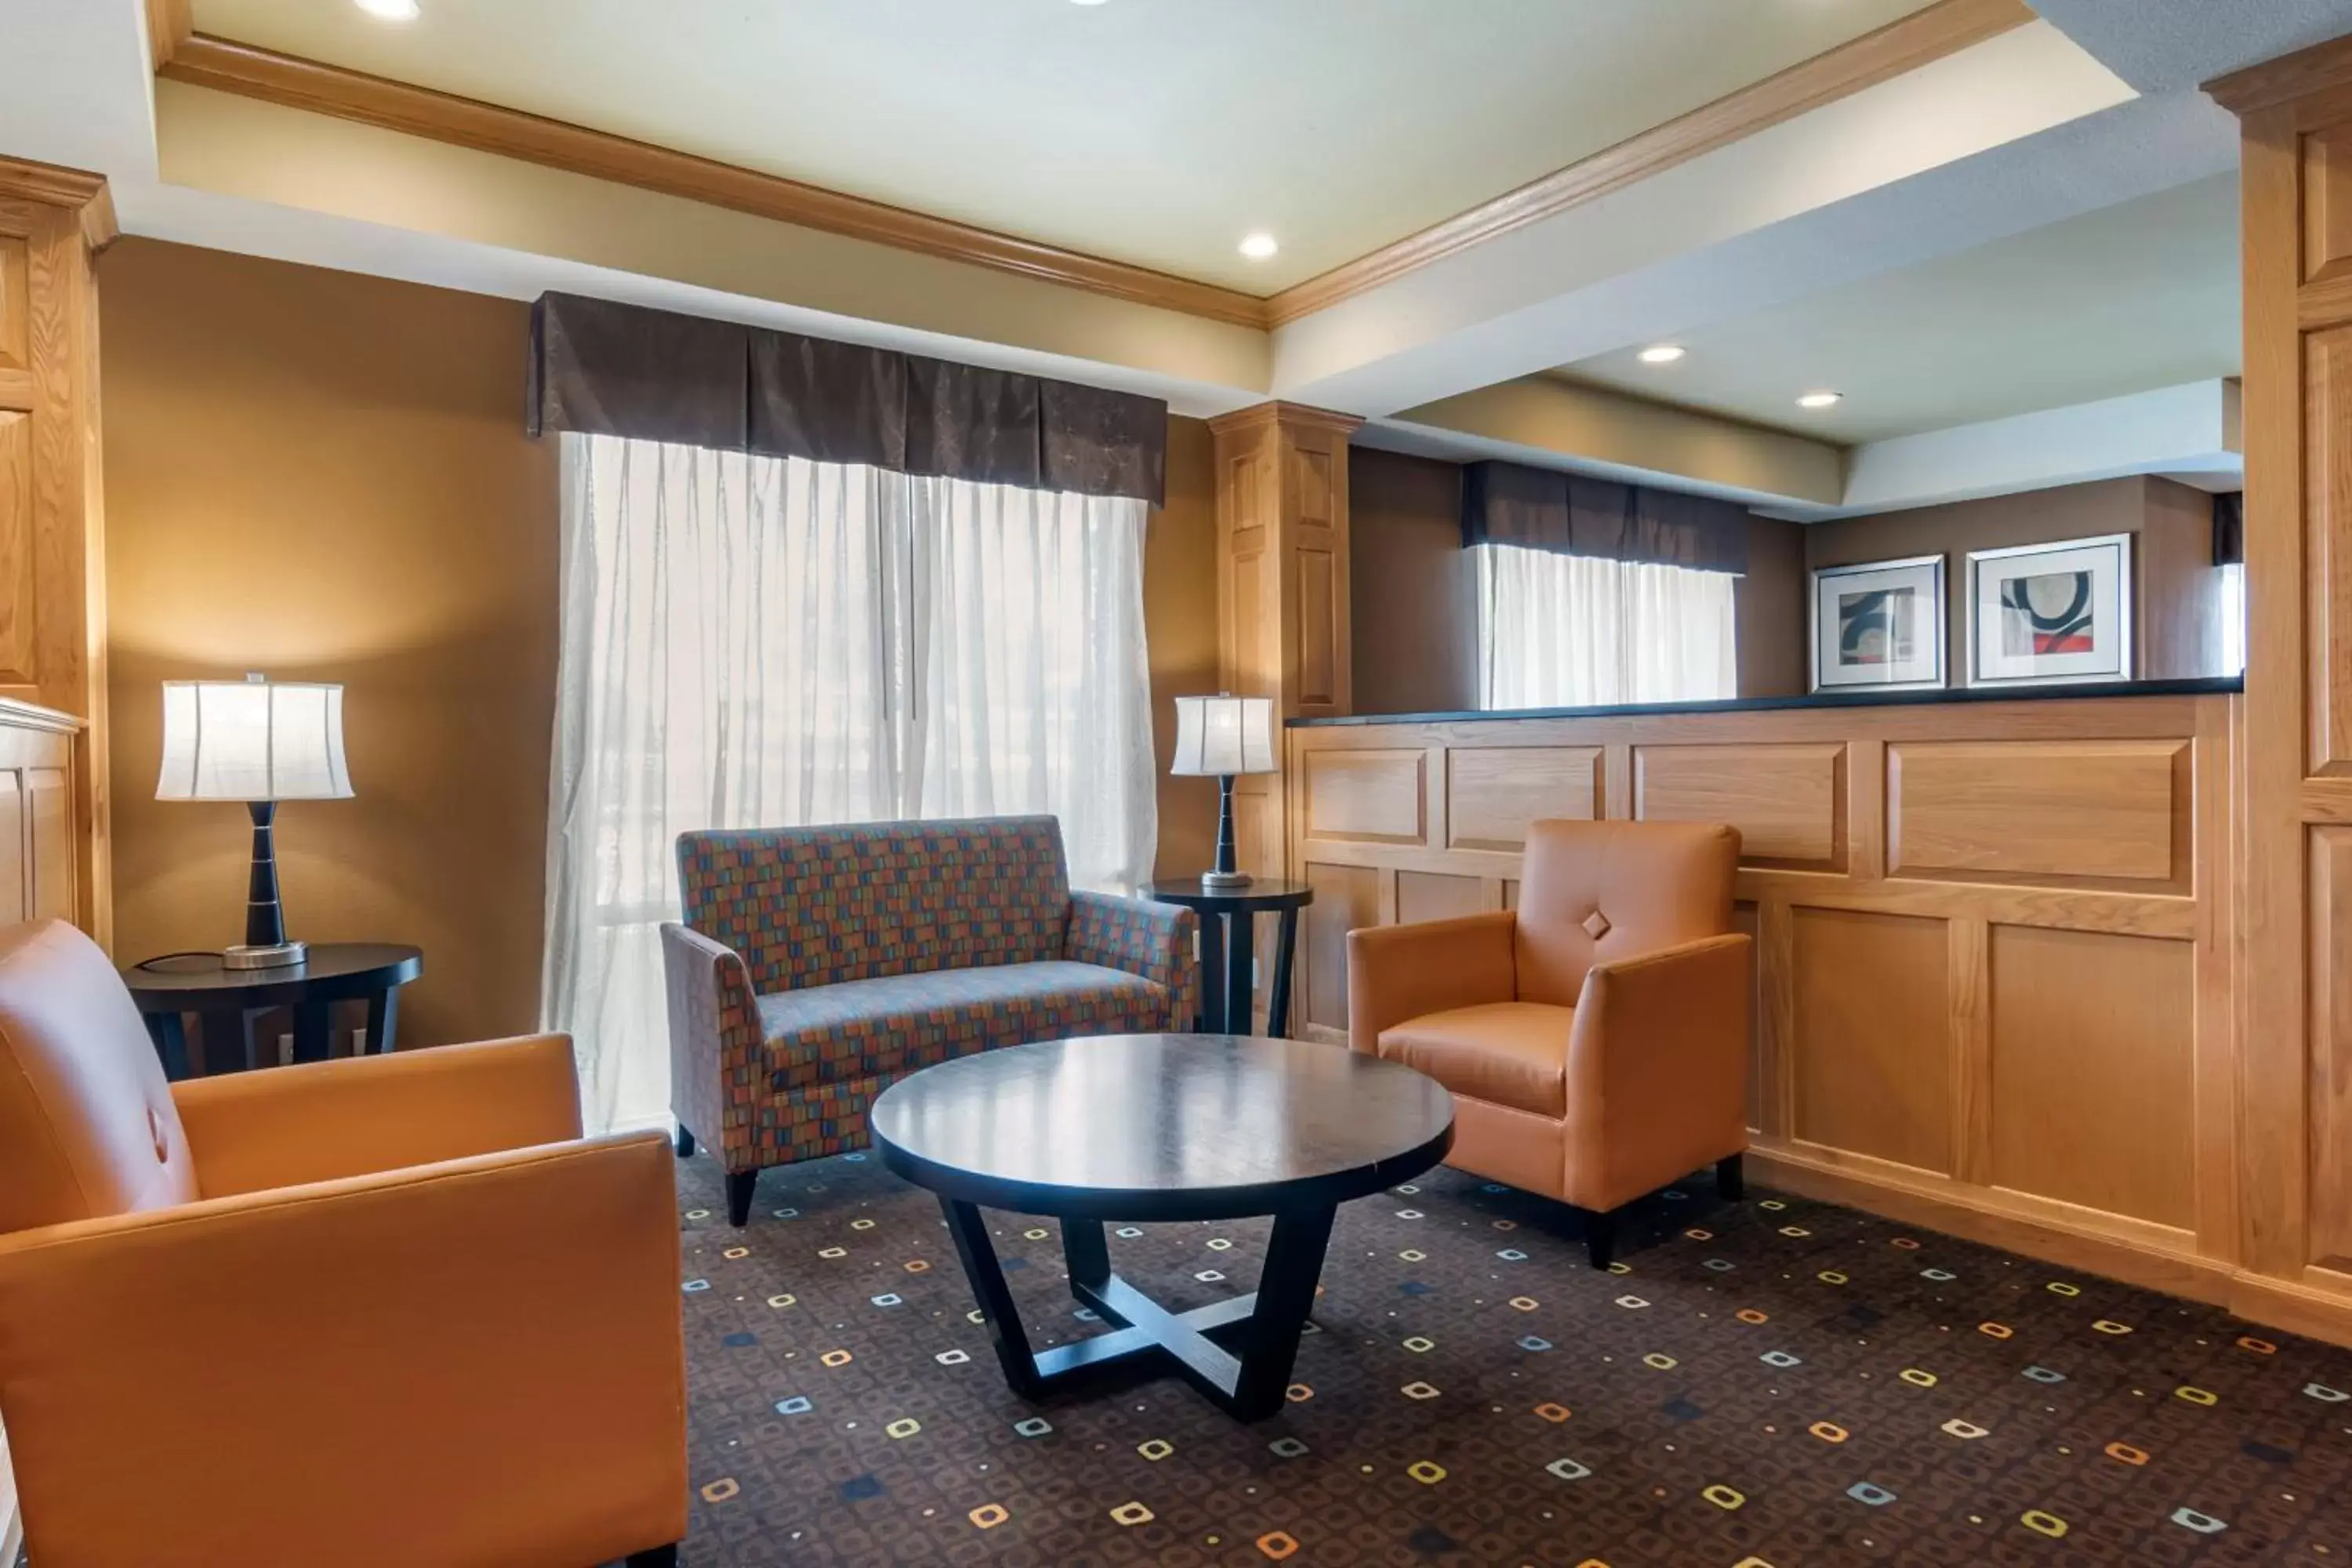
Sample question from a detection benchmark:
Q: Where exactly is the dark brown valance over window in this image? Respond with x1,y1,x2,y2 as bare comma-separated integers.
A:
1460,459,1749,574
527,292,1167,505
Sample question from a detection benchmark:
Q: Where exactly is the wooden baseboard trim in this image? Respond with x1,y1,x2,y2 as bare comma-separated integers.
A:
1750,1144,2352,1349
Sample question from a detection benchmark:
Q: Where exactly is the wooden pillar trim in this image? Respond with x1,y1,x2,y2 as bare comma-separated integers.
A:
2213,33,2352,1287
1209,402,1362,900
0,156,112,949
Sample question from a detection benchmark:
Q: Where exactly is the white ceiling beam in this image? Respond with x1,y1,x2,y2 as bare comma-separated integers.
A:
1770,379,2241,520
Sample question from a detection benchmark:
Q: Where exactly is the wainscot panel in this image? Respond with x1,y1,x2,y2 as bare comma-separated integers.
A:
1283,688,2296,1337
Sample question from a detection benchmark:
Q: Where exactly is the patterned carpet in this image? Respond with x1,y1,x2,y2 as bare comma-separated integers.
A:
670,1149,2352,1567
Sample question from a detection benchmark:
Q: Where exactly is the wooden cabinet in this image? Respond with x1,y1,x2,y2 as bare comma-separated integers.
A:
0,157,111,946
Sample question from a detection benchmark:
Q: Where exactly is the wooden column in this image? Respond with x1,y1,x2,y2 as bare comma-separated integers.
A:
2211,41,2352,1336
0,157,113,947
1207,401,1361,887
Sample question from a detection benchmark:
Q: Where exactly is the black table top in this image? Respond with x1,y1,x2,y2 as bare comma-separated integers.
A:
869,1033,1453,1221
1142,877,1315,910
121,944,423,1010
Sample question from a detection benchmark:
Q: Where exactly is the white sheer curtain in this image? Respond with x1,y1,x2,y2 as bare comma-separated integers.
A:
1476,543,1738,710
543,433,1156,1133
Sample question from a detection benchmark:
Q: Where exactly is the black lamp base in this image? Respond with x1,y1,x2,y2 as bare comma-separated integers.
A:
1203,773,1252,888
234,799,302,969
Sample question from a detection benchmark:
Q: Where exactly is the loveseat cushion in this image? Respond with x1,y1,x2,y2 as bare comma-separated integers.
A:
755,960,1171,1091
1376,1001,1574,1119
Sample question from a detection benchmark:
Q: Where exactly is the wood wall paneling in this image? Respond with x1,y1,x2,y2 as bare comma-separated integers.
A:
1791,907,1953,1174
1304,748,1426,844
2310,826,2352,1270
1634,741,1845,867
1887,739,2188,889
1988,924,2197,1229
0,770,23,924
1301,860,1380,1036
25,768,68,922
0,234,27,375
1396,869,1484,926
1288,689,2284,1333
1446,745,1602,851
0,412,31,686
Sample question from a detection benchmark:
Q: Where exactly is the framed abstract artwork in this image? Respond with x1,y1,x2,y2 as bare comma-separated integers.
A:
1965,533,2133,688
1809,555,1945,691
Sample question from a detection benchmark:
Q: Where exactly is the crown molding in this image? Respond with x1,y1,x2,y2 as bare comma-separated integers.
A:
1261,0,2037,327
145,0,191,71
0,157,118,250
156,34,1274,330
1206,401,1365,438
2205,31,2352,118
151,0,2034,336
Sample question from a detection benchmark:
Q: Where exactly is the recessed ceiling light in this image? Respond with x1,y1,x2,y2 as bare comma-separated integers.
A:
1797,390,1842,409
1239,233,1279,260
354,0,420,18
1070,0,1109,6
1637,345,1686,365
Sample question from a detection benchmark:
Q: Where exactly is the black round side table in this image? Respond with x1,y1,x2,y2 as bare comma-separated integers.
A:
121,944,423,1080
1142,879,1313,1038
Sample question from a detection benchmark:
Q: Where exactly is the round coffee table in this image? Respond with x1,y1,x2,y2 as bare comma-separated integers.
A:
870,1033,1454,1421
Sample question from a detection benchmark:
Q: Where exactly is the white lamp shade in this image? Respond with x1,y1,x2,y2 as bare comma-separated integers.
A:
156,679,354,802
1169,695,1276,777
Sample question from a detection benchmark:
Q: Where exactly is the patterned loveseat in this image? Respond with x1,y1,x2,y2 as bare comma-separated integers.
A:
660,816,1196,1224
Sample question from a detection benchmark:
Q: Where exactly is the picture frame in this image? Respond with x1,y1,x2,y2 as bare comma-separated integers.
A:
1965,533,2133,688
1809,554,1946,692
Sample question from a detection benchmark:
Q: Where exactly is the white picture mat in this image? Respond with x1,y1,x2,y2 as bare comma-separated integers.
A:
1810,556,1945,691
1968,534,2132,686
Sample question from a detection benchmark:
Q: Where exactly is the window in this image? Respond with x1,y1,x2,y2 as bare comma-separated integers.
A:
543,434,1156,1132
2219,561,2246,675
1475,543,1738,710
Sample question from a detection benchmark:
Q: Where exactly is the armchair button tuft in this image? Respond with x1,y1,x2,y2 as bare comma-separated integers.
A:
1581,909,1612,939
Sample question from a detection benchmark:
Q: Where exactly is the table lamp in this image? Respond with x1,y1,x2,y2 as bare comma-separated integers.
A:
1170,693,1276,889
155,673,353,969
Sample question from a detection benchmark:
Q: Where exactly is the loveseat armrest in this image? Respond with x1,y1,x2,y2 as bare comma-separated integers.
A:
171,1032,583,1199
1565,932,1753,1211
1069,891,1198,1027
0,1132,686,1568
1346,912,1518,1054
660,922,764,1165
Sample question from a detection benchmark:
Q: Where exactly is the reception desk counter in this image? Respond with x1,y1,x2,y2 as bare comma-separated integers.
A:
1283,678,2250,1311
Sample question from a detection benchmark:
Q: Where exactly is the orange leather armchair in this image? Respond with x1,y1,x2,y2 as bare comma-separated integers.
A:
0,920,689,1568
1347,820,1751,1268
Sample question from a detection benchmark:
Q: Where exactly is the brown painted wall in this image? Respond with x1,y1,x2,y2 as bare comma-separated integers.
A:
1348,448,1809,710
1350,448,1477,715
102,239,561,1049
100,239,1225,1046
1806,475,2226,682
1146,416,1221,878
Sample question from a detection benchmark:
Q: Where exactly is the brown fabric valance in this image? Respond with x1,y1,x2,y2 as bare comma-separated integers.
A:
1460,459,1749,574
528,292,1167,505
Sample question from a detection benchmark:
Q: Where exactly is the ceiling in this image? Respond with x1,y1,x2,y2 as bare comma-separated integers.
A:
187,0,1940,294
1554,170,2241,443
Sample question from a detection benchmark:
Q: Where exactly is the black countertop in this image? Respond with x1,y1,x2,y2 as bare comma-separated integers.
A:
1286,675,2245,728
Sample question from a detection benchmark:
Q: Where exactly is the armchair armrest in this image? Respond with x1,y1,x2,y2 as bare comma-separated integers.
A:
170,1032,583,1199
1346,912,1518,1054
1069,891,1199,1026
1565,932,1753,1211
0,1132,687,1568
661,921,764,1164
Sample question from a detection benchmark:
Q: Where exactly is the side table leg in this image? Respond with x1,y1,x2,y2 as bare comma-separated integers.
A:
198,1009,256,1076
1225,910,1257,1037
146,1012,190,1081
363,987,401,1054
1267,909,1300,1039
293,1000,334,1063
1062,1217,1110,1291
1229,1203,1337,1420
940,1197,1044,1400
1198,910,1227,1033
